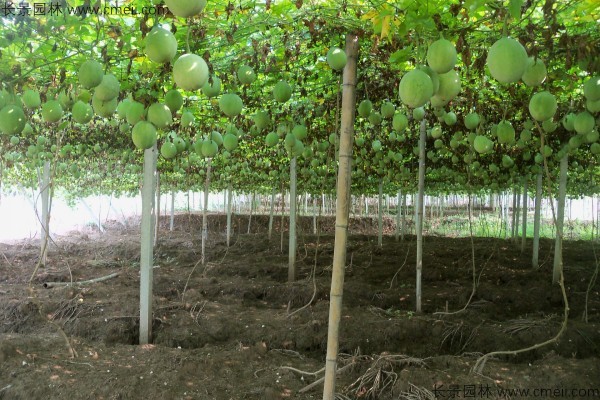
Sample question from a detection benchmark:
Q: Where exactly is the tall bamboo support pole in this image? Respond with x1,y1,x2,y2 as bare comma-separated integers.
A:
323,34,358,400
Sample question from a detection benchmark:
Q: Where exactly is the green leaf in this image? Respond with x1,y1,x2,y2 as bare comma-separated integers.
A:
509,0,524,19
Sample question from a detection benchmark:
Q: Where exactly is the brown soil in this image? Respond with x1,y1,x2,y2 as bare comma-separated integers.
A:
0,213,599,400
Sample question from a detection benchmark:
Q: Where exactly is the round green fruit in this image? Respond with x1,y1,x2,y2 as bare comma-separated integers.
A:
165,89,184,113
147,103,173,129
327,47,347,71
219,93,243,117
78,60,104,89
126,101,145,125
426,38,457,74
496,120,515,144
583,75,600,101
529,91,557,121
237,65,256,85
574,111,595,134
94,74,120,101
211,130,223,146
486,37,528,84
22,89,41,109
72,101,94,124
292,124,307,140
434,69,461,103
164,0,206,17
223,133,238,151
413,107,425,120
116,98,132,119
253,110,270,131
273,80,292,103
368,112,382,126
160,142,178,159
393,113,408,132
42,100,63,123
358,100,373,118
202,76,221,98
591,142,600,155
200,139,218,157
399,69,433,108
181,110,195,127
145,27,177,64
265,131,279,147
132,121,157,150
0,105,26,135
443,111,457,126
173,54,209,91
521,57,547,87
380,101,395,119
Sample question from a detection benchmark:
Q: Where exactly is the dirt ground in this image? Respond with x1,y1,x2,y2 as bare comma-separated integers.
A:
1,213,599,400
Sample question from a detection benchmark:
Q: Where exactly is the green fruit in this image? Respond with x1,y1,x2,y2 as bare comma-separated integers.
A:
431,125,442,138
132,121,157,149
434,69,461,103
164,0,206,17
273,80,292,102
265,131,279,147
393,113,408,132
126,101,145,125
10,135,19,145
399,69,433,108
326,47,347,71
22,89,41,109
202,76,221,98
42,100,63,123
501,154,514,168
586,98,600,113
562,113,576,131
253,110,270,131
181,110,195,127
418,65,440,96
413,107,425,120
426,38,457,74
284,133,296,149
591,142,600,155
219,93,243,117
174,137,186,152
292,139,304,157
173,54,209,91
583,75,600,101
72,100,94,124
486,37,528,84
358,100,373,118
542,119,557,133
58,91,74,111
77,89,92,103
520,129,532,142
372,140,382,152
147,103,173,128
145,27,177,64
94,74,120,101
160,142,178,159
165,89,184,113
201,139,218,157
496,120,515,144
529,91,557,121
443,111,457,125
585,130,599,143
211,130,223,146
223,133,238,151
521,57,547,87
78,60,104,89
22,123,33,135
237,65,256,85
380,101,395,119
368,112,382,126
292,124,307,140
574,111,595,134
116,98,132,119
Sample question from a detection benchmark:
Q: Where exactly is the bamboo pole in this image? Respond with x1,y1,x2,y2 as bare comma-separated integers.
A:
39,161,51,266
395,190,401,241
139,145,156,345
415,119,426,313
378,180,383,247
322,33,358,400
201,159,212,265
226,185,233,247
169,190,175,231
268,187,275,240
289,158,297,282
553,153,568,284
532,171,543,268
521,177,528,253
